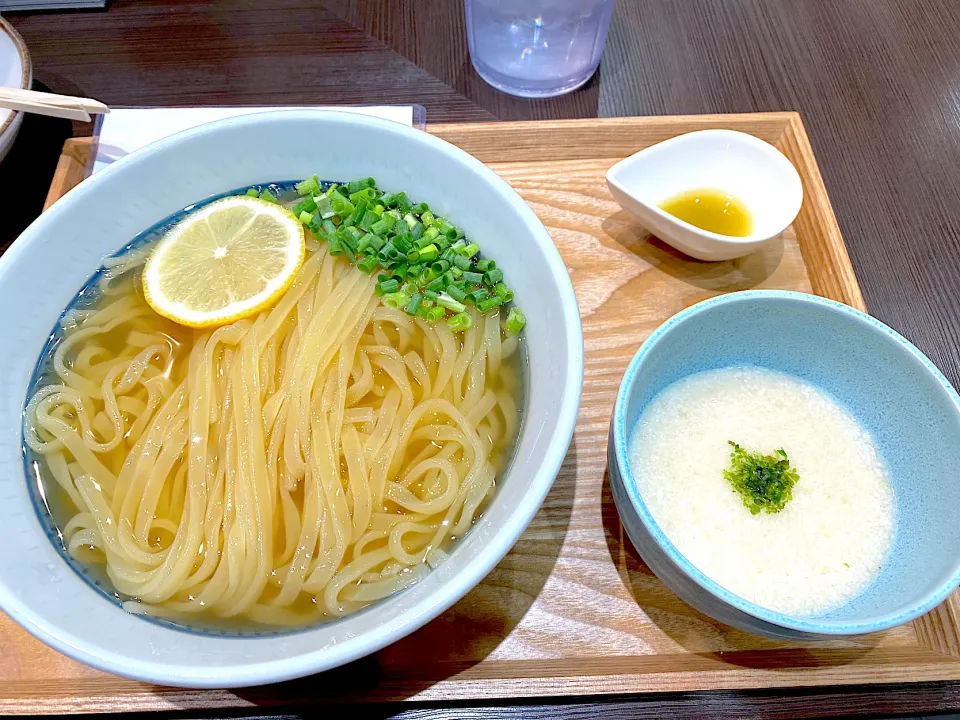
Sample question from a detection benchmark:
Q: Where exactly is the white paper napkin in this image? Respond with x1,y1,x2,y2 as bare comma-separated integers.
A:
92,106,417,175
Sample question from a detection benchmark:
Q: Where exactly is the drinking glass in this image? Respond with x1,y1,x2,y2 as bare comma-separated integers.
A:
465,0,616,98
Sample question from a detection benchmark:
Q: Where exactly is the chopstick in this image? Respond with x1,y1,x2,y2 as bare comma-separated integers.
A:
0,87,110,122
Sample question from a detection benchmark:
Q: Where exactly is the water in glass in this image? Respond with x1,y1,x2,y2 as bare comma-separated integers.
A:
466,0,616,98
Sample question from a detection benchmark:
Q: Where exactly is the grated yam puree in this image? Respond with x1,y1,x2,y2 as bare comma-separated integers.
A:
628,366,895,616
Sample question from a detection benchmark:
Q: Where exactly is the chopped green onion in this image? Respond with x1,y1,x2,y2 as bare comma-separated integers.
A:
259,189,278,203
246,188,260,197
484,267,504,285
331,196,355,216
293,195,317,215
353,198,369,221
350,187,377,204
356,235,374,253
382,291,409,309
494,283,514,303
359,210,380,231
370,219,392,236
315,195,335,219
476,296,502,312
505,307,526,334
447,312,473,332
288,175,525,331
357,255,379,274
346,178,375,193
378,278,399,295
418,244,439,262
336,229,357,253
381,191,408,208
405,293,422,315
437,294,466,313
446,285,467,302
393,234,413,253
378,241,397,262
467,288,489,304
296,175,321,196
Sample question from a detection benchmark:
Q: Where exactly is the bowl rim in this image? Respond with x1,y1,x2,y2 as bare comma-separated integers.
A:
605,129,804,246
612,289,960,635
0,109,585,687
0,16,32,137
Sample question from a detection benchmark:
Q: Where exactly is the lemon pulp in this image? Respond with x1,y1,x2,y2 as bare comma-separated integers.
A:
142,196,305,328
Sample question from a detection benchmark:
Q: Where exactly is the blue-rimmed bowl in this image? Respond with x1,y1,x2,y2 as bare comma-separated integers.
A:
608,290,960,639
0,110,583,687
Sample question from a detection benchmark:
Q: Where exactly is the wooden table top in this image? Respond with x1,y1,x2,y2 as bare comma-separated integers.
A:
5,1,960,717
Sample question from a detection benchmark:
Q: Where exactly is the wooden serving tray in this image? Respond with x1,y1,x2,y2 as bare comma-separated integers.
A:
4,114,958,714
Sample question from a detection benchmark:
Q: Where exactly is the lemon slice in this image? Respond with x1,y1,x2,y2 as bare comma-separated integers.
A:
143,196,305,328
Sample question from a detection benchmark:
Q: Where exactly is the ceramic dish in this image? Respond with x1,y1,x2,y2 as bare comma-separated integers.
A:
609,290,960,639
606,130,803,261
0,17,31,163
0,109,584,687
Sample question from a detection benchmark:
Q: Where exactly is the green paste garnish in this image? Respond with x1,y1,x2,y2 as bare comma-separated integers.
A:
724,441,799,515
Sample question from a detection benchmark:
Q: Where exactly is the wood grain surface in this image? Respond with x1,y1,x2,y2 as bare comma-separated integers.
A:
0,115,956,717
7,1,960,717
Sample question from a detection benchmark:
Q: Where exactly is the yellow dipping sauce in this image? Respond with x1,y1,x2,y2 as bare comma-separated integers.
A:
659,188,753,237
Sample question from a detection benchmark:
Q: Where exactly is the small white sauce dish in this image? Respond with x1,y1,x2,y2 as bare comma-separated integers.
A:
605,129,804,262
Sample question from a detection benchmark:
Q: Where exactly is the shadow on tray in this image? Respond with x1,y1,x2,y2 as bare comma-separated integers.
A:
601,210,785,291
599,470,884,667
